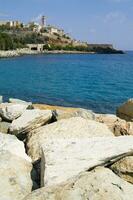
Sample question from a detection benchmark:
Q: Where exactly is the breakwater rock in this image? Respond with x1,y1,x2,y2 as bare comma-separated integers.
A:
0,97,133,200
0,48,40,58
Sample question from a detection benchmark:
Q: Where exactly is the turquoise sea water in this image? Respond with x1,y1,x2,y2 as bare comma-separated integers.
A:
0,52,133,113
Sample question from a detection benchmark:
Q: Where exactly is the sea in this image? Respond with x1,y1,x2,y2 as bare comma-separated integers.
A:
0,51,133,114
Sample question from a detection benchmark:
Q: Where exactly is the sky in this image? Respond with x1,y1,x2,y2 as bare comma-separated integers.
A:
0,0,133,50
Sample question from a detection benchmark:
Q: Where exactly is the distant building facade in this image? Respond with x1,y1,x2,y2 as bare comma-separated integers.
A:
27,44,45,51
0,20,22,28
46,25,64,36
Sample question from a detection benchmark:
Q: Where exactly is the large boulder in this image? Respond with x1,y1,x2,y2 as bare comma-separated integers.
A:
0,132,31,162
0,103,28,122
96,114,133,136
23,167,133,200
110,156,133,184
27,117,113,162
0,132,32,200
53,108,95,121
9,98,33,109
96,114,118,133
40,136,133,186
117,99,133,121
114,120,133,136
0,151,32,200
9,109,52,135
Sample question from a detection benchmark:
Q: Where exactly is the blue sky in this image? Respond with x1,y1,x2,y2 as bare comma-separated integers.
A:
0,0,133,50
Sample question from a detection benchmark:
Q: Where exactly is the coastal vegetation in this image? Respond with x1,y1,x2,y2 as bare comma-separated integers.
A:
43,44,90,52
0,32,26,50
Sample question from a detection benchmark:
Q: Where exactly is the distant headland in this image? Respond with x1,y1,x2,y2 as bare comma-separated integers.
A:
0,15,124,57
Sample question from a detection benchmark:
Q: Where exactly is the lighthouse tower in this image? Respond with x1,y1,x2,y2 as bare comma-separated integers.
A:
41,16,46,28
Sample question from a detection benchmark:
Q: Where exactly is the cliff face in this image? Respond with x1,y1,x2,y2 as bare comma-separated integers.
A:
88,44,113,50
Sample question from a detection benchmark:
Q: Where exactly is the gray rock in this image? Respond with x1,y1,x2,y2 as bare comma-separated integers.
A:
40,136,133,186
27,117,113,162
0,103,28,122
0,121,11,133
9,109,52,135
23,167,133,200
116,99,133,121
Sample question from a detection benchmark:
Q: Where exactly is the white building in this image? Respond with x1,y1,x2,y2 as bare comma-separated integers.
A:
47,26,64,35
0,20,22,27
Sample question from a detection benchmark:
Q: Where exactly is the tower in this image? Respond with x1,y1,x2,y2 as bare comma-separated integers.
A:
41,16,46,28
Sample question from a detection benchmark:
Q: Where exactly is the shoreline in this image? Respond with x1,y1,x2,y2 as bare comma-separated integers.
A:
0,48,95,59
0,48,124,59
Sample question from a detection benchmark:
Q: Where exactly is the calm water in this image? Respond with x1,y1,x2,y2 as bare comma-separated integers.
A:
0,52,133,114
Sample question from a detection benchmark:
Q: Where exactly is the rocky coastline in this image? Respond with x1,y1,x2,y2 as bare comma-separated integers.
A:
0,96,133,200
0,48,123,59
0,48,41,58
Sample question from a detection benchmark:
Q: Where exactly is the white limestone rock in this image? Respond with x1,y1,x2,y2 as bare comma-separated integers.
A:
9,98,33,109
0,132,31,162
27,117,113,162
0,103,28,122
0,151,32,200
9,109,52,135
23,167,133,200
41,136,133,186
53,108,95,121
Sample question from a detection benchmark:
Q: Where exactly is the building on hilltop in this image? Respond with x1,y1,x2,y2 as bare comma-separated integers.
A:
46,25,64,36
0,20,22,28
9,21,22,27
41,16,46,28
72,40,88,47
